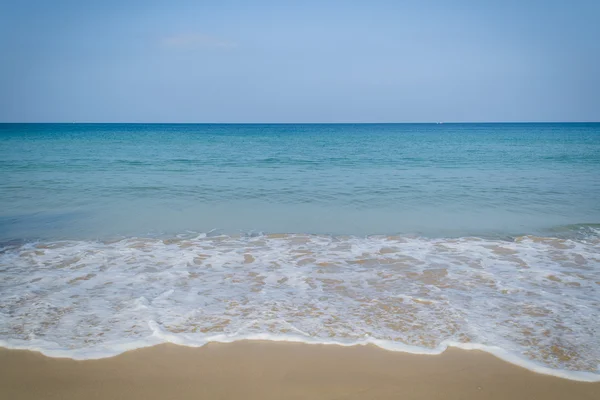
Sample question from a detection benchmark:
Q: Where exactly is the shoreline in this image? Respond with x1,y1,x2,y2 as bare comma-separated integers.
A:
1,341,599,400
2,335,600,383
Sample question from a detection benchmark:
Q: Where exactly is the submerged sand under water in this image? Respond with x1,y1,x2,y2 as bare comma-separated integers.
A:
1,233,599,380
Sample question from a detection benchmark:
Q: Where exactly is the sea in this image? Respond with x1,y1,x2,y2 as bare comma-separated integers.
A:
0,123,599,381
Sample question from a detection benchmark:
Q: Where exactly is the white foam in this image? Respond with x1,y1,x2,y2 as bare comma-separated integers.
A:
0,233,599,381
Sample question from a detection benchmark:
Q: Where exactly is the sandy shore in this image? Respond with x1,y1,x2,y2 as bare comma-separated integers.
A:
1,341,599,399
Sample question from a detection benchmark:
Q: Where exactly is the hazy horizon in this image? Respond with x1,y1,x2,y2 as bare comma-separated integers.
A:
2,121,600,124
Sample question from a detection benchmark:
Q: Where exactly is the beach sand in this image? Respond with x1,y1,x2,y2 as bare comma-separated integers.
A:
1,341,598,399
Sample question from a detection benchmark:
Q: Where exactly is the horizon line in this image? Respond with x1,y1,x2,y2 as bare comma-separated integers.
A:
1,121,599,125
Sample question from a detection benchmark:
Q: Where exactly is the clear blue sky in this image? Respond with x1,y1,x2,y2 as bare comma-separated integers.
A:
1,0,598,122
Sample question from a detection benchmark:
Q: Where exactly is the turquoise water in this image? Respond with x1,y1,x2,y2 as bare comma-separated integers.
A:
1,123,599,380
1,123,599,240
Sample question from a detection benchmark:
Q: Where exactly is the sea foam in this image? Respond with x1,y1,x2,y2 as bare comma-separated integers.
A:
1,233,599,381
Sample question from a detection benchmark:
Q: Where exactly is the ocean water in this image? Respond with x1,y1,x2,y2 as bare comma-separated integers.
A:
0,123,599,380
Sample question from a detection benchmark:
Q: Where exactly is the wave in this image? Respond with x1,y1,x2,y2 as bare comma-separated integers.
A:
0,232,599,381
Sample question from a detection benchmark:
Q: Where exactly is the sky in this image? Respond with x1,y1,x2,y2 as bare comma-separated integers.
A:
0,0,599,123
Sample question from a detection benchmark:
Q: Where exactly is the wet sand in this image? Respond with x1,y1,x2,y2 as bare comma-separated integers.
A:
1,341,599,399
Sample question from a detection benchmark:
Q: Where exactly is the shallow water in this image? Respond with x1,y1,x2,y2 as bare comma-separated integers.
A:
0,123,599,380
1,123,599,239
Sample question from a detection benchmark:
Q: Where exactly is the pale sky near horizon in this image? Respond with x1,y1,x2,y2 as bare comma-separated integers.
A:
1,0,599,123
